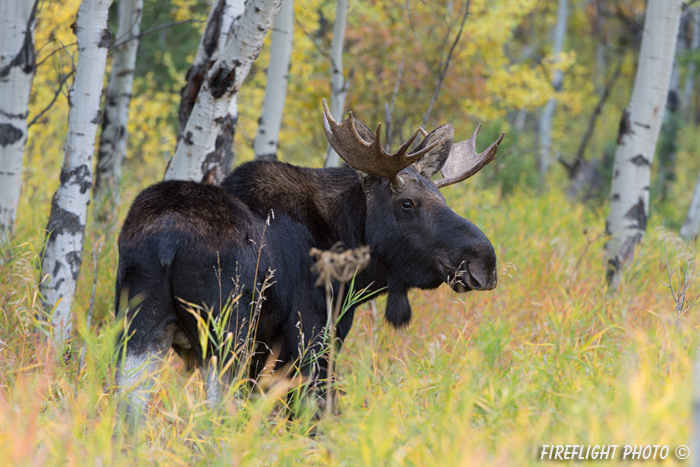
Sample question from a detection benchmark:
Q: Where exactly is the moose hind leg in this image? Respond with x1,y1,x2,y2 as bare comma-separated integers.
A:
115,321,178,427
205,358,222,408
115,351,160,424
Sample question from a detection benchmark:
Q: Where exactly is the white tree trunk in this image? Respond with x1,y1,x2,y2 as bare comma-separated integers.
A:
680,171,700,241
656,14,686,201
178,0,243,139
165,0,281,181
41,0,113,346
324,0,349,168
198,0,245,183
0,1,37,235
253,0,293,161
177,0,244,184
605,0,682,288
684,7,700,117
94,0,143,221
537,0,568,178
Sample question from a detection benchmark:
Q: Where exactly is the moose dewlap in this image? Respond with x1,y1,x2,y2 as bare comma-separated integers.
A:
114,100,504,417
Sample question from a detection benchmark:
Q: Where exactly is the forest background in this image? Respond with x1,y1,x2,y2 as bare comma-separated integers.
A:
2,0,700,464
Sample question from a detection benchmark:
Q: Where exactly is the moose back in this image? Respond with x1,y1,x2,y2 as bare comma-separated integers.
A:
115,101,503,414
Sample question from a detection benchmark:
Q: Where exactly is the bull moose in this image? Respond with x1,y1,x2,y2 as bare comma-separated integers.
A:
115,100,504,416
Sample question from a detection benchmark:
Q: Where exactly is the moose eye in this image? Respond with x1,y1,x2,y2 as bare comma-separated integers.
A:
401,199,414,210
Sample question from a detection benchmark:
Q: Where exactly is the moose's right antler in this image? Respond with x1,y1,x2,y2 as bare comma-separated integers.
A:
322,99,438,184
434,124,505,189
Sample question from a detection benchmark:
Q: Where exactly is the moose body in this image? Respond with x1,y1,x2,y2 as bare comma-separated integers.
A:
115,102,503,414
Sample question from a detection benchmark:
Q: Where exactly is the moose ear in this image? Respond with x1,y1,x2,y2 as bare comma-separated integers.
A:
411,124,454,179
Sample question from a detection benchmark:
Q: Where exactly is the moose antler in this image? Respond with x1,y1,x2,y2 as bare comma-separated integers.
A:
322,99,438,183
434,124,505,189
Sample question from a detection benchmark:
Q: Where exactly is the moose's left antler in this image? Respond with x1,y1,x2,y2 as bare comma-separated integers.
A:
434,124,505,189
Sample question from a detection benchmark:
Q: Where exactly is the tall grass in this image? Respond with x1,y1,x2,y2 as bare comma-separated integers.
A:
1,176,698,464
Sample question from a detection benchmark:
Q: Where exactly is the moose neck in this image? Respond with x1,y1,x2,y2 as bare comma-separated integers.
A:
222,161,392,296
222,161,407,325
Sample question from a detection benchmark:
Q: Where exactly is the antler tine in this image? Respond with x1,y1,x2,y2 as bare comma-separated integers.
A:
322,99,439,182
434,124,505,189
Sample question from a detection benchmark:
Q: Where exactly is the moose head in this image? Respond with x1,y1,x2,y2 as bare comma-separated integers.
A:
322,99,504,326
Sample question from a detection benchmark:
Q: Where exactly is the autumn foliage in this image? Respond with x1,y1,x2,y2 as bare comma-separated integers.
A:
2,0,700,464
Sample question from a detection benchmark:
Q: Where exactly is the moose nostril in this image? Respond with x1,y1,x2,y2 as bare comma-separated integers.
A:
466,262,497,290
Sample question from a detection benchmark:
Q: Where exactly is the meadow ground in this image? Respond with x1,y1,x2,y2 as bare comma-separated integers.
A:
1,173,698,465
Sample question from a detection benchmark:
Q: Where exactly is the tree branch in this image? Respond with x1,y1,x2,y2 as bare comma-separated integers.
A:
111,18,203,49
422,0,470,126
574,57,623,161
27,68,75,128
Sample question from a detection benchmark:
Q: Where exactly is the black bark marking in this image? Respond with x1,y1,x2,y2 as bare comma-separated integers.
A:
90,110,102,124
183,131,194,145
0,108,28,119
611,193,620,201
203,0,226,57
667,90,680,113
59,163,92,194
0,124,23,146
624,198,647,231
46,196,84,238
0,2,37,78
630,154,650,166
209,66,236,98
633,121,651,129
178,63,207,138
97,28,112,48
65,250,82,280
616,108,632,144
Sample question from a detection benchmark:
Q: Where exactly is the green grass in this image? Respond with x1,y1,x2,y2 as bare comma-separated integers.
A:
1,173,698,465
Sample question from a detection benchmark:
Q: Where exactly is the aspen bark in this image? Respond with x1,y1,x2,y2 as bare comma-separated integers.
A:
537,0,569,179
656,15,685,201
165,0,280,182
0,1,37,235
253,0,293,162
680,171,700,241
684,8,700,118
324,0,349,168
41,0,113,346
94,0,143,221
605,0,682,288
177,0,245,184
